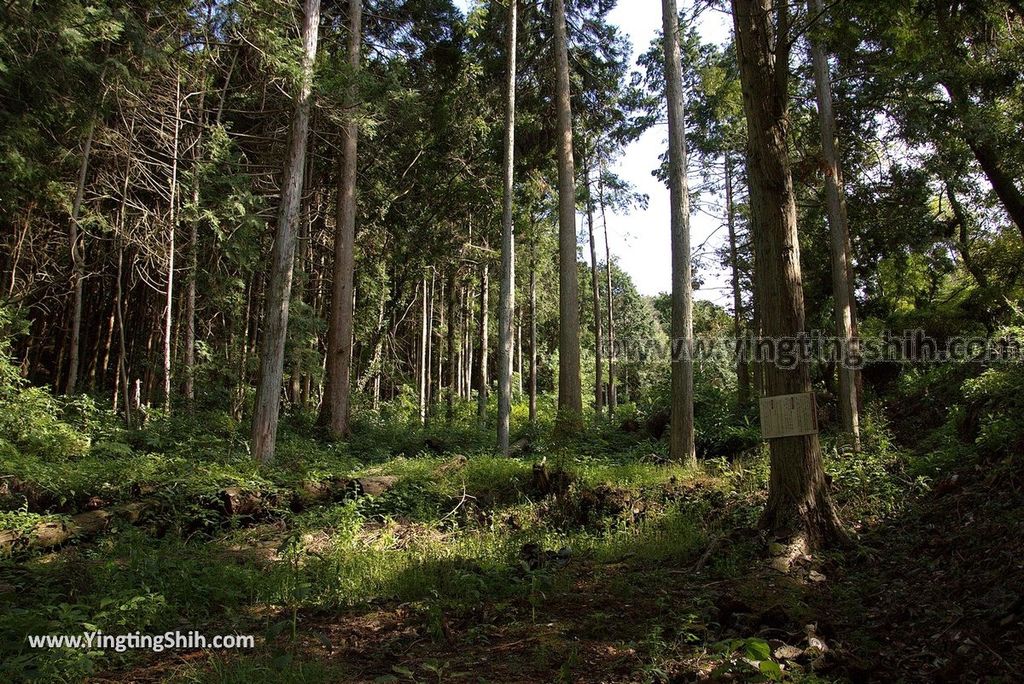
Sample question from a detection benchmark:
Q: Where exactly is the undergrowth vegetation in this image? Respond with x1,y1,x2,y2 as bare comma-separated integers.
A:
2,308,1022,682
0,400,934,681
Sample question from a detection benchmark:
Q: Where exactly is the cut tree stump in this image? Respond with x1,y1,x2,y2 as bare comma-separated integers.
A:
531,461,573,498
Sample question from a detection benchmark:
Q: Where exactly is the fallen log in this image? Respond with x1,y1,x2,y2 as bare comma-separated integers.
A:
289,476,355,512
356,476,399,496
219,487,277,518
0,475,61,512
288,474,401,512
0,500,155,555
0,457,474,553
1,475,112,514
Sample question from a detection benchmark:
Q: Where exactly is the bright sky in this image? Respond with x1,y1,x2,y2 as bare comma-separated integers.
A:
454,1,734,304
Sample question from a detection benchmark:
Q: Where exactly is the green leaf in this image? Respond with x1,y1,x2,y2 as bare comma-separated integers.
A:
744,638,772,662
758,659,784,681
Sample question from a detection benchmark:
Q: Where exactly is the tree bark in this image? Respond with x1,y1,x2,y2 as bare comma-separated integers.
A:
115,246,132,428
65,120,96,396
93,305,115,391
477,259,489,421
251,0,320,465
458,284,468,399
529,227,538,425
184,86,205,406
662,0,696,467
599,172,616,414
552,0,583,429
462,287,469,399
732,0,845,550
725,156,750,408
163,72,182,413
751,277,763,399
516,315,523,397
446,272,457,422
419,275,429,424
585,154,603,416
808,0,860,452
320,0,361,439
426,270,435,408
498,0,518,454
357,269,388,393
436,279,445,411
114,115,136,426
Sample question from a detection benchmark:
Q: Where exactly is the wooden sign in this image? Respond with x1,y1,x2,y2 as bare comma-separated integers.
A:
759,392,818,439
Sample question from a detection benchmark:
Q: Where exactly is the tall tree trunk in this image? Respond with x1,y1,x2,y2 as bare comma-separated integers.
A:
426,270,435,407
320,0,361,439
289,180,311,407
357,269,388,392
65,120,96,396
446,272,457,422
6,213,28,300
184,205,198,405
251,0,320,465
184,87,205,406
732,0,845,550
808,0,860,452
163,72,182,413
477,259,489,421
725,156,750,408
529,229,538,425
436,279,445,411
552,0,582,429
516,315,523,398
115,246,132,428
463,284,473,400
115,115,136,425
419,275,429,424
145,306,158,406
751,278,763,399
458,284,466,399
585,154,603,416
599,173,616,414
662,0,696,467
498,0,518,454
94,306,115,391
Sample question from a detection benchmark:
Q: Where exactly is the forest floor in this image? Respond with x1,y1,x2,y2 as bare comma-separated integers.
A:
2,410,1022,683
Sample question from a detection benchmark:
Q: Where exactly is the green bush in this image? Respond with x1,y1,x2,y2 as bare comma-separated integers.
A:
0,385,91,460
960,331,1024,458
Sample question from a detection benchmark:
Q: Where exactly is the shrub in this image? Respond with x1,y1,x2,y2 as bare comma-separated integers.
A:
0,308,91,461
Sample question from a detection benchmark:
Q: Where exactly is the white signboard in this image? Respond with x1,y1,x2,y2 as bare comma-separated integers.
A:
759,392,818,439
